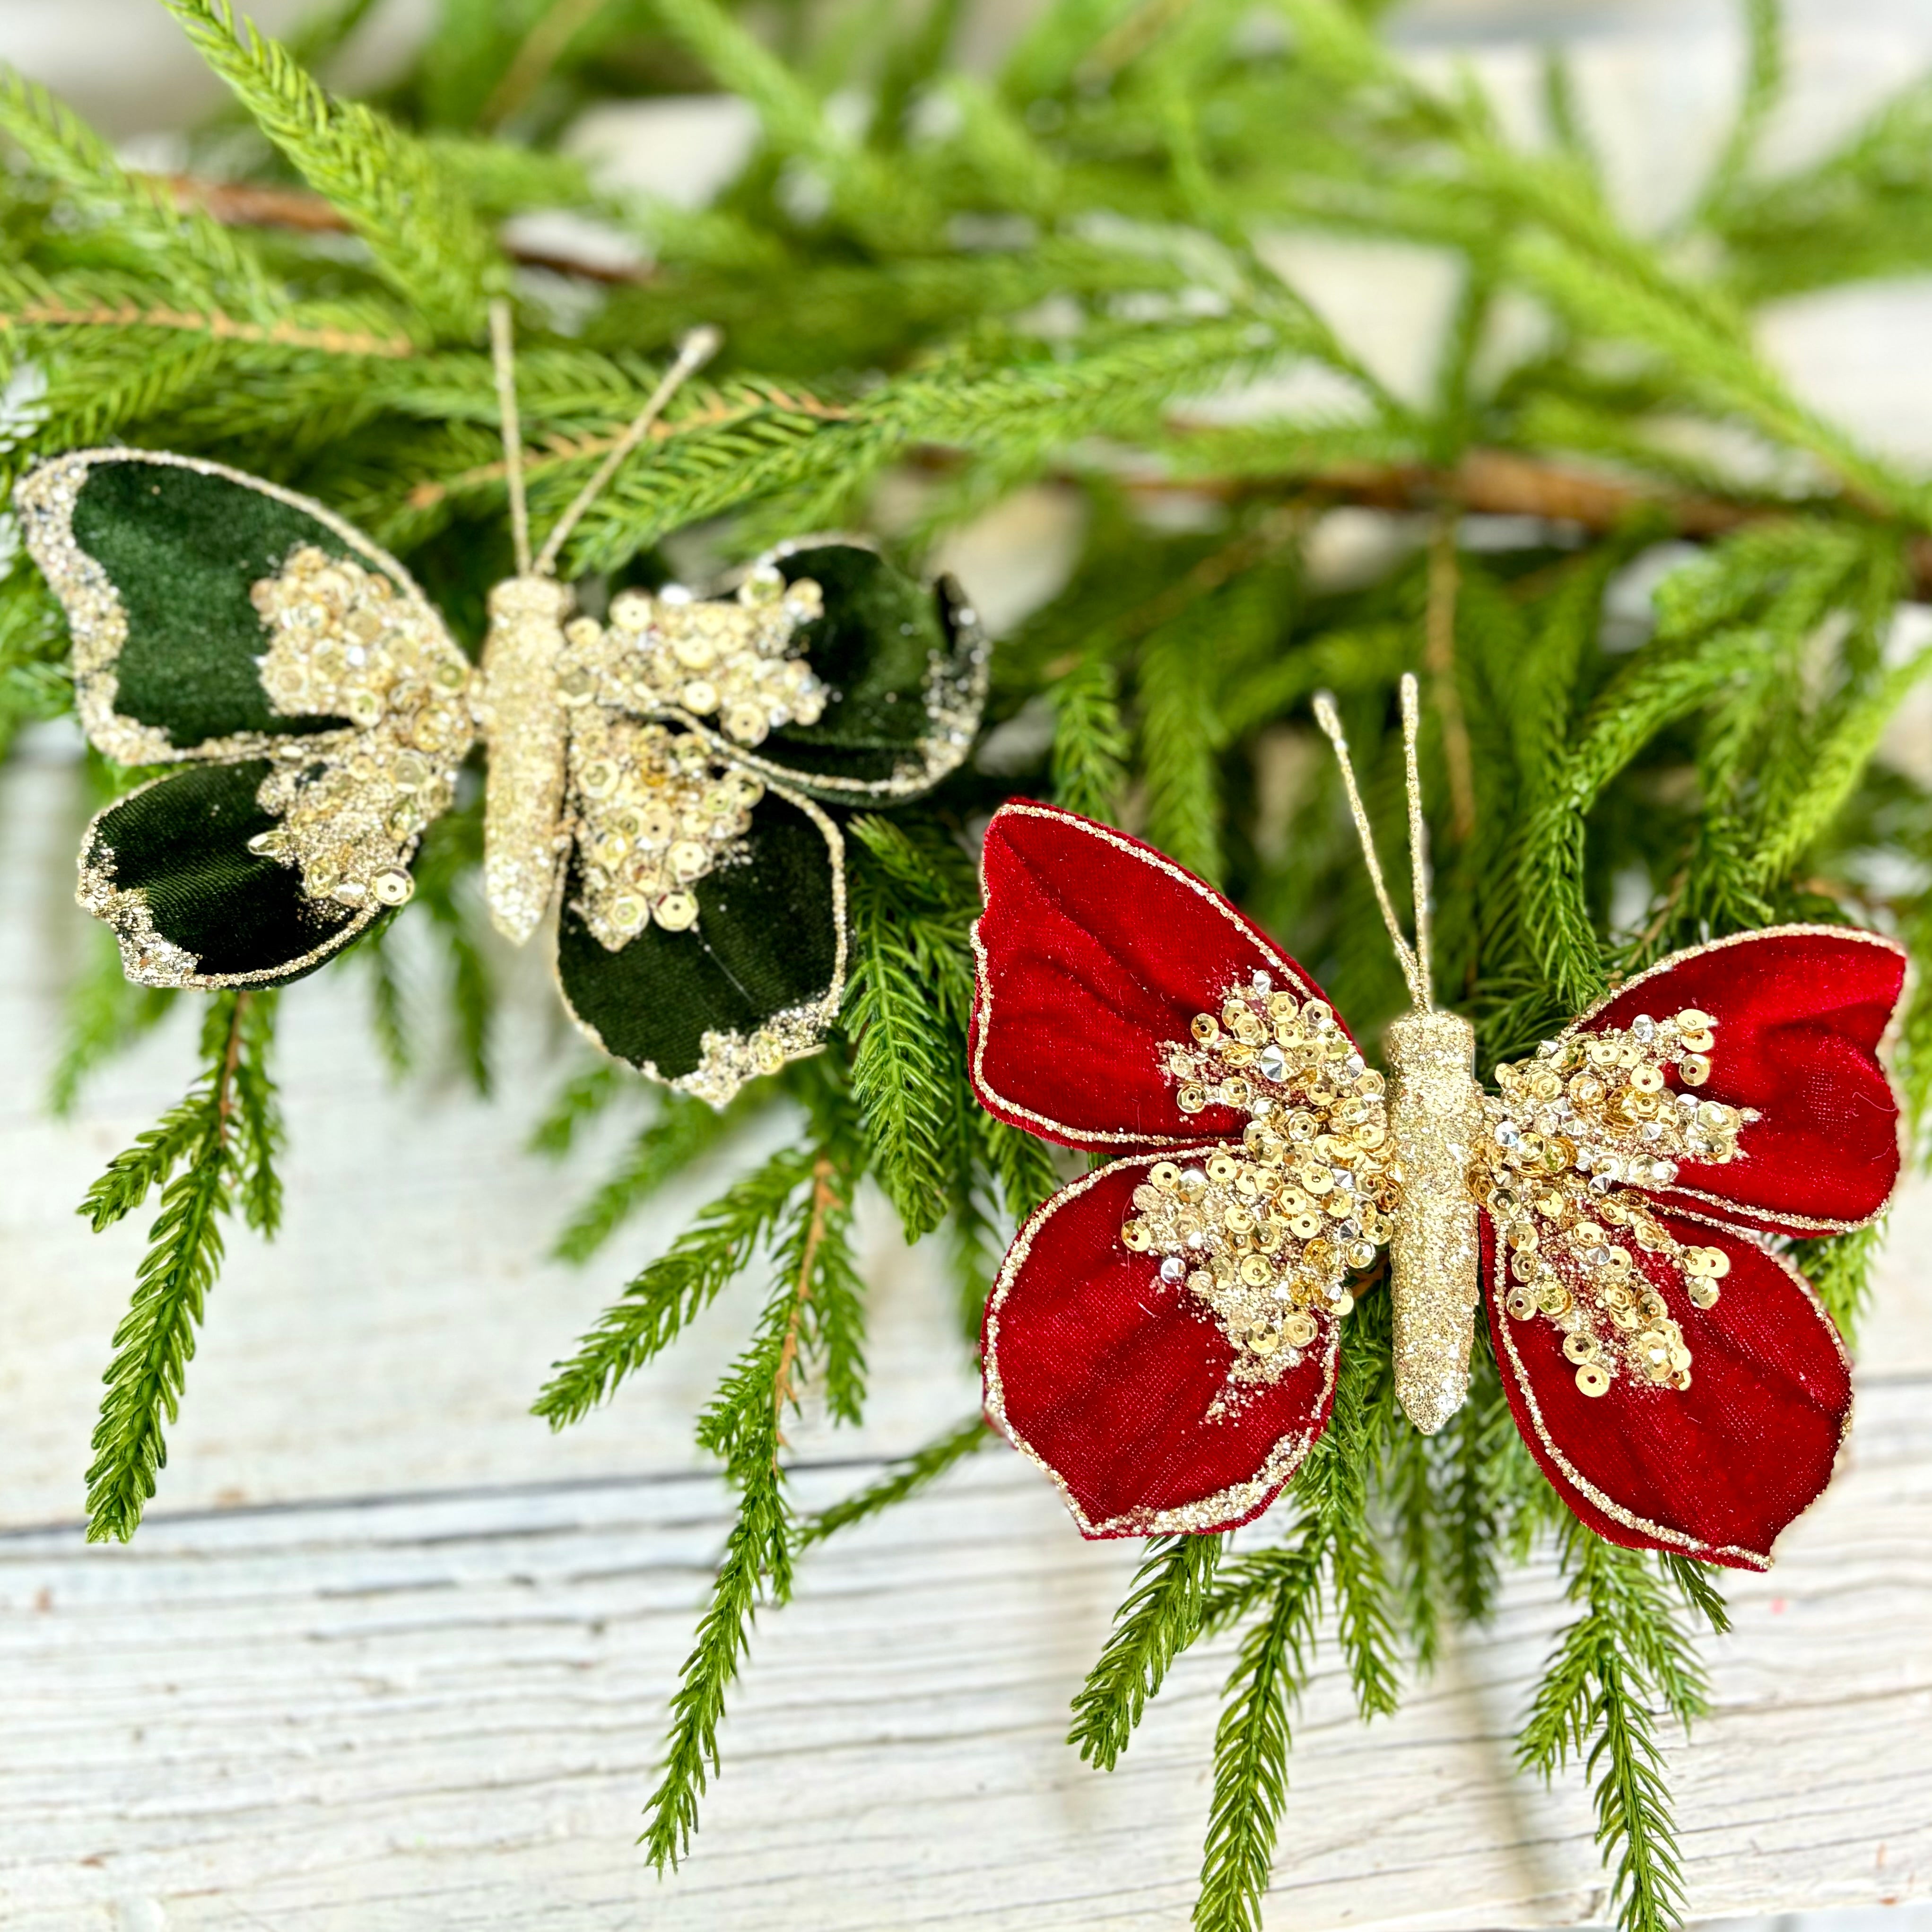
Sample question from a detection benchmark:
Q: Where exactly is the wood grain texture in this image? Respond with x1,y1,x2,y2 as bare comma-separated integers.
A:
0,1386,1928,1932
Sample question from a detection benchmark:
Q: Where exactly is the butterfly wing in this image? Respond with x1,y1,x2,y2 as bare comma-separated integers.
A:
1482,1206,1851,1570
551,703,845,1103
970,800,1357,1149
671,541,986,801
1479,924,1904,1566
1569,925,1909,1234
986,1149,1343,1538
17,449,474,987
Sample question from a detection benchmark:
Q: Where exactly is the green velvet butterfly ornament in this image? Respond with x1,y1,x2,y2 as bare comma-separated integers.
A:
13,317,986,1103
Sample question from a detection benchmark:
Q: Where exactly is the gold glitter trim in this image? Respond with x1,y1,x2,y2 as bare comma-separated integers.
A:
479,574,574,943
970,802,1327,1147
14,448,454,769
552,781,848,1108
76,778,380,991
1141,981,1392,1403
1488,1202,1852,1572
249,543,474,914
983,1150,1340,1537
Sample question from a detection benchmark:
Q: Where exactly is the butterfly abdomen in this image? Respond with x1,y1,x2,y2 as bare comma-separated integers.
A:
1384,1010,1483,1434
481,575,574,944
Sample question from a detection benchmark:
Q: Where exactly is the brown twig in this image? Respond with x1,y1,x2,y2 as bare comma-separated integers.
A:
214,992,249,1139
772,1157,840,1450
0,295,412,357
149,173,655,287
1424,517,1478,843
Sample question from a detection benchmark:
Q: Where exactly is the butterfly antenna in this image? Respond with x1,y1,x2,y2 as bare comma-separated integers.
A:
1312,687,1430,1012
1399,670,1434,1001
531,325,723,579
488,297,533,577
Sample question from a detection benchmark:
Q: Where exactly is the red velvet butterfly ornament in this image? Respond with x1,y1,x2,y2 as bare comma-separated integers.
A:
967,679,1906,1568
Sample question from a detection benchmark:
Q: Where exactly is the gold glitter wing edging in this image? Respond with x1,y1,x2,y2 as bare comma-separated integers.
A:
14,447,461,770
983,1151,1341,1538
1486,1205,1853,1571
968,803,1329,1149
77,775,384,991
549,780,849,1108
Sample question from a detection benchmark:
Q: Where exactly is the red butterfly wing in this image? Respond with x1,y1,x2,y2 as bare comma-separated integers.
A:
984,1152,1340,1538
971,801,1347,1151
1573,926,1908,1234
1483,1209,1853,1569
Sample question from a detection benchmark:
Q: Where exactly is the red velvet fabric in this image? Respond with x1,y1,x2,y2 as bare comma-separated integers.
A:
970,801,1340,1151
983,1153,1339,1537
1575,929,1906,1233
969,802,1903,1559
1484,1211,1853,1570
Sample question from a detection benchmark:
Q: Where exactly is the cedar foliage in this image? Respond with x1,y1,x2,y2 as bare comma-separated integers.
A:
6,0,1932,1924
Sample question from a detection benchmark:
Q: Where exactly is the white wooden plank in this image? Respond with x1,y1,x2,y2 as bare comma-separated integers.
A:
0,1378,1927,1932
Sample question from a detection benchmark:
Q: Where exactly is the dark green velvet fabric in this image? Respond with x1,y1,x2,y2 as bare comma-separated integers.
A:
756,544,973,792
89,760,355,981
555,792,840,1079
72,460,359,748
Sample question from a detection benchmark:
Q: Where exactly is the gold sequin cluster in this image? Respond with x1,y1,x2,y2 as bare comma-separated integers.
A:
1478,1008,1752,1399
564,711,768,949
1124,975,1399,1396
556,564,827,751
246,545,476,910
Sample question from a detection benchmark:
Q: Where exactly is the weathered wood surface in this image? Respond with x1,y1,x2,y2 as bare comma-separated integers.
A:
1,1393,1928,1931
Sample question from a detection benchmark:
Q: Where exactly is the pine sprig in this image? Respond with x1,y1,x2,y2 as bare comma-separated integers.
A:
158,0,497,340
532,1145,815,1429
1193,1519,1324,1932
1517,1527,1711,1932
81,991,279,1541
645,1149,861,1867
1071,1532,1227,1771
842,817,977,1240
551,1089,764,1265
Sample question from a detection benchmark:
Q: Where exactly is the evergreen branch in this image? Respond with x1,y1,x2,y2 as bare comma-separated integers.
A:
532,1145,814,1429
0,68,277,313
552,1090,762,1264
1071,1532,1226,1770
81,992,277,1543
159,0,497,339
1522,628,1764,1008
529,1063,624,1158
842,828,975,1240
642,1465,789,1869
800,1414,991,1548
647,1150,858,1866
1139,606,1227,885
1518,1529,1703,1932
1050,651,1130,821
1193,1518,1325,1932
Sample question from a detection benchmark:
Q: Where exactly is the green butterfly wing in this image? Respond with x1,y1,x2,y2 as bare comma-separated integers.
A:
553,778,845,1103
598,540,985,801
17,450,475,988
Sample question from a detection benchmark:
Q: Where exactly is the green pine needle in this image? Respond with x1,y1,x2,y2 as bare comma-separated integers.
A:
80,992,279,1541
1071,1532,1227,1770
533,1145,815,1430
802,1413,991,1548
551,1089,764,1265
